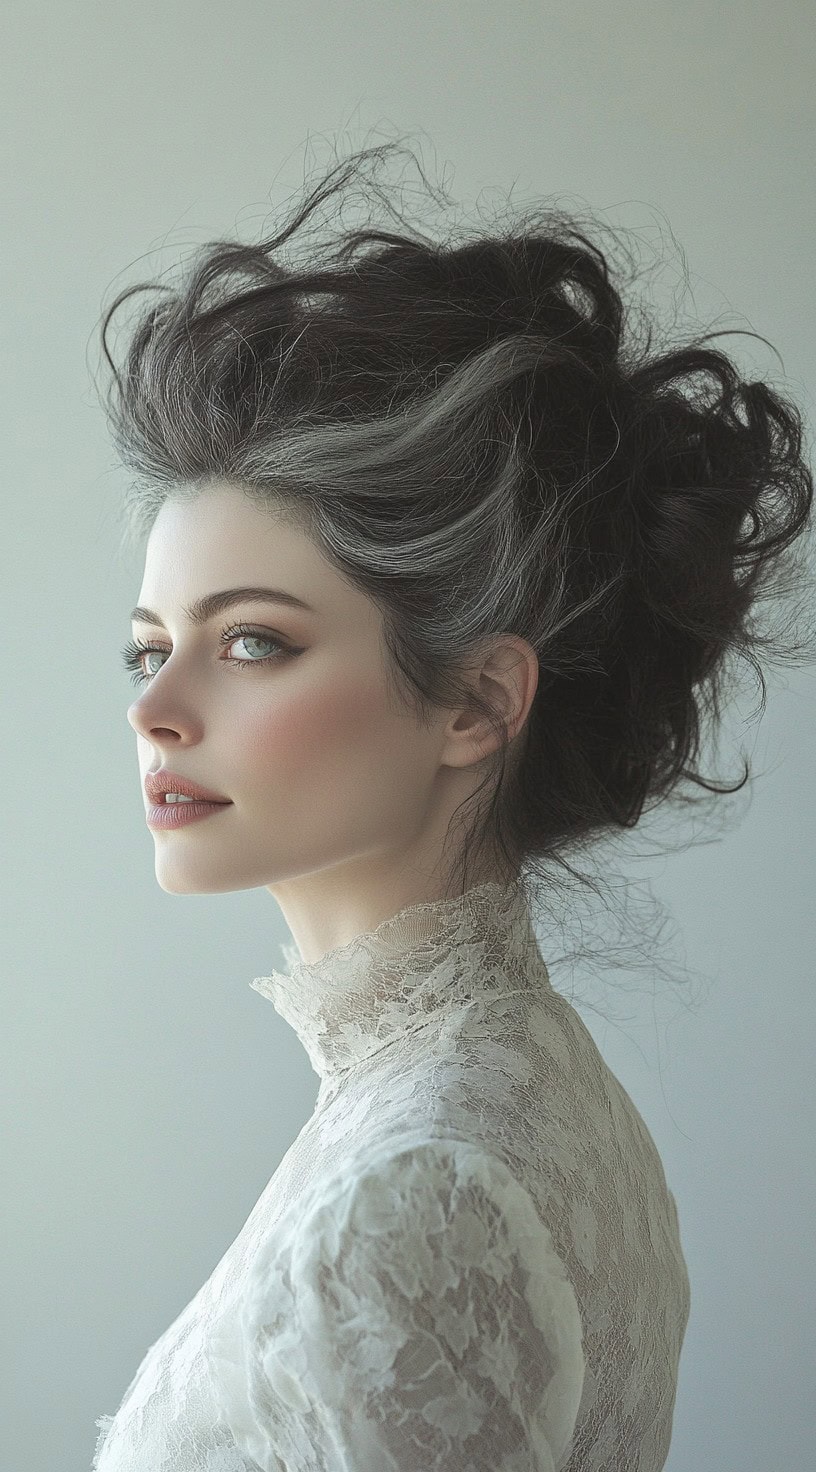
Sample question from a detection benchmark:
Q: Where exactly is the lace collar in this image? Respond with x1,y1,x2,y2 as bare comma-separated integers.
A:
250,878,550,1083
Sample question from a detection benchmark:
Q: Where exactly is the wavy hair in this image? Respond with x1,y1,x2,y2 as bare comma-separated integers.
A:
95,140,816,999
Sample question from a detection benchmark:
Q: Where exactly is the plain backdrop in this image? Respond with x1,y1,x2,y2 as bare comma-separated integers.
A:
1,3,814,1470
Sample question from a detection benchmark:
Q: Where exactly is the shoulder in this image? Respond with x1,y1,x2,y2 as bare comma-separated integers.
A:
299,1132,564,1272
247,1131,582,1313
206,1132,586,1469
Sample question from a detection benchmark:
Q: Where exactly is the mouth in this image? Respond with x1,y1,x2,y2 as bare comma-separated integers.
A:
144,769,233,805
157,795,232,805
145,795,233,829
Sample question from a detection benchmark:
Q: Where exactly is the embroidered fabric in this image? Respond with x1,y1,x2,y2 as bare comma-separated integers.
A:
90,878,691,1471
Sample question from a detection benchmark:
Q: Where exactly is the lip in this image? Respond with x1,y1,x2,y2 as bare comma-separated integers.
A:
144,768,232,805
146,799,232,830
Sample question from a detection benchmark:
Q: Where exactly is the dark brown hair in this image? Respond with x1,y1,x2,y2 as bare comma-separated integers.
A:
96,139,816,999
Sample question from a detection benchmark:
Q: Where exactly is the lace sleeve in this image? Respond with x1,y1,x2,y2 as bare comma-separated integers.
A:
205,1136,586,1472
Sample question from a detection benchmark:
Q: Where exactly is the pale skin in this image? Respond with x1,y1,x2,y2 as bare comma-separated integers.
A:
126,481,539,965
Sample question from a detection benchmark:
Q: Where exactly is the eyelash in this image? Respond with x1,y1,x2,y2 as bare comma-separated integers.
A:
119,621,296,688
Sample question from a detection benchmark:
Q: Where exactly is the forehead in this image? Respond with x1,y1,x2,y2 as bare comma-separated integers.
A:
141,486,319,587
147,482,305,551
138,484,381,636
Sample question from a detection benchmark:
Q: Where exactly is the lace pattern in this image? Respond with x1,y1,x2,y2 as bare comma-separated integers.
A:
89,877,690,1470
204,1134,585,1472
249,879,548,1082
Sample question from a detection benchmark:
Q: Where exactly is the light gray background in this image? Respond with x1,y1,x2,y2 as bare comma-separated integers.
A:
2,3,814,1469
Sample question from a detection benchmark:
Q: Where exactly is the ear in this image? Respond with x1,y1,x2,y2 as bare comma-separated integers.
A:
442,634,539,770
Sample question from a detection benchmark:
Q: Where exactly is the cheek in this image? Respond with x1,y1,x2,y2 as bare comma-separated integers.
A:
242,671,390,777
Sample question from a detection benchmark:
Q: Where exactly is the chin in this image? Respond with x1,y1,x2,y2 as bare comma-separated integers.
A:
154,866,240,896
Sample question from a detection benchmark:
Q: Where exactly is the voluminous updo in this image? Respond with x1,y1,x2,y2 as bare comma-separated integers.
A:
96,140,815,975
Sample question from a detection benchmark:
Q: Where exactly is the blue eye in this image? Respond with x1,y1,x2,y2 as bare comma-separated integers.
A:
119,621,296,688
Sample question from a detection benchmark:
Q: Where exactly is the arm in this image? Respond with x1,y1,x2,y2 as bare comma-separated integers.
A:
205,1137,585,1471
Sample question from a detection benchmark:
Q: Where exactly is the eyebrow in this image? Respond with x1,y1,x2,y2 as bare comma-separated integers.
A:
130,586,315,628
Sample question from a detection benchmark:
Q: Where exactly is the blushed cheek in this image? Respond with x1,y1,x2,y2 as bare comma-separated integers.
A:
243,676,388,780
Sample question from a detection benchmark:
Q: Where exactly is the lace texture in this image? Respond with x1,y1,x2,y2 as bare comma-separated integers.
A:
90,879,691,1471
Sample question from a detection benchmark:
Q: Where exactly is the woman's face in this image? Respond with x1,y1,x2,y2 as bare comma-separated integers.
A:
126,482,524,956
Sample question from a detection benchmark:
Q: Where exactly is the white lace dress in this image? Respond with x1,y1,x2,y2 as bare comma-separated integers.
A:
91,879,691,1471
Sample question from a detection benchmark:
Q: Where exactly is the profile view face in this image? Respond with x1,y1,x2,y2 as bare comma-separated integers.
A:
125,481,497,923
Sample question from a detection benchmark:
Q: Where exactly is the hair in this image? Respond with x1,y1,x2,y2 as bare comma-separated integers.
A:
95,137,816,1010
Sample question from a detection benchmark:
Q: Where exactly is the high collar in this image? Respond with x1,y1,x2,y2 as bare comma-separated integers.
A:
250,878,551,1084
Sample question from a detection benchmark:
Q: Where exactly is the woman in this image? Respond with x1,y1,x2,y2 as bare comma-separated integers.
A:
91,142,813,1471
